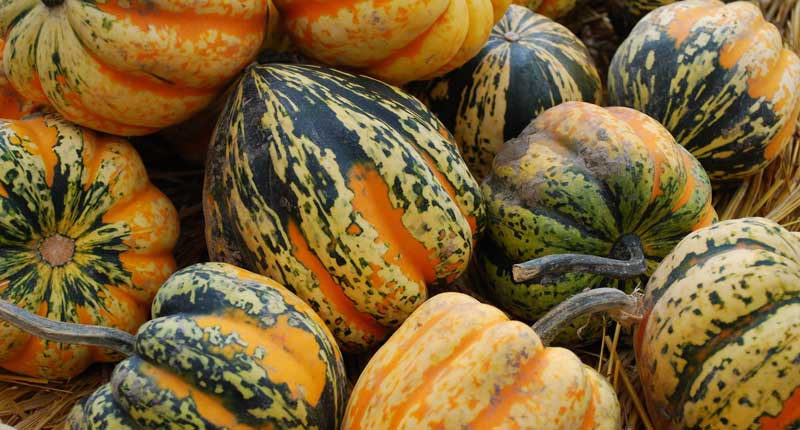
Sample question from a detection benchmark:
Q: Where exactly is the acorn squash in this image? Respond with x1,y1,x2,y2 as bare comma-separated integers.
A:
479,101,716,343
416,5,602,179
608,0,800,181
0,0,274,136
204,63,485,351
0,113,179,379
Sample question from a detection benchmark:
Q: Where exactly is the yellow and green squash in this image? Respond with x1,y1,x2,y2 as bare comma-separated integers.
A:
0,113,179,379
415,4,602,180
479,101,717,343
0,262,347,430
204,63,485,351
608,0,800,181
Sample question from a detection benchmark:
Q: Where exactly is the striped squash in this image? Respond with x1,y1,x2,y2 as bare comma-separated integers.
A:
416,5,602,180
479,102,717,343
0,0,273,136
636,217,800,429
512,0,576,18
0,113,179,379
0,38,39,120
66,262,348,430
608,0,800,181
343,292,621,429
273,0,511,85
204,63,484,351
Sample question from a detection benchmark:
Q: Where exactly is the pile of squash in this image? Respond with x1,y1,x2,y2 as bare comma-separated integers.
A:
0,0,798,429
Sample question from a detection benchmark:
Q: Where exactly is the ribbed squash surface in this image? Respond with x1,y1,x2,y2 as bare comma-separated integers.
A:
67,263,348,430
636,218,800,429
204,63,484,351
0,113,179,379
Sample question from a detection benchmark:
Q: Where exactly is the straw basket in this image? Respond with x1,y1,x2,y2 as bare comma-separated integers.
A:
2,1,799,429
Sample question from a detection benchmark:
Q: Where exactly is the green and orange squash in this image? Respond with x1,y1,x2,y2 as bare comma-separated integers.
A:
479,101,716,343
0,0,275,136
273,0,512,85
0,113,179,379
608,0,800,181
0,262,347,430
541,217,800,429
343,289,623,429
512,0,576,18
635,217,800,429
204,63,485,351
415,5,602,180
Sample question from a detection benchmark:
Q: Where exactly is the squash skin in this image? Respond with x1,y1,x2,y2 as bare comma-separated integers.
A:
66,262,348,430
636,218,800,430
343,292,621,430
608,0,800,181
204,63,484,351
0,0,273,136
273,0,511,85
479,102,717,343
0,113,179,379
417,5,602,180
512,0,576,18
0,38,39,120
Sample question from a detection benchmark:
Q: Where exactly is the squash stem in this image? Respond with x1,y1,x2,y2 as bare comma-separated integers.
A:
512,234,646,282
532,288,642,346
0,300,136,356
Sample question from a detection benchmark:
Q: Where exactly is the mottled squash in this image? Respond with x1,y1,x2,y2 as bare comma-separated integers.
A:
512,0,576,18
0,0,274,136
0,38,38,119
479,101,716,343
344,291,621,429
0,262,347,430
204,63,484,351
0,113,179,379
608,0,800,181
416,5,601,179
635,217,800,429
273,0,512,85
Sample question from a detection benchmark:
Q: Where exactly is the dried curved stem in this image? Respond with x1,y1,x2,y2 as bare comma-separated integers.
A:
512,234,647,282
532,288,643,346
0,300,136,356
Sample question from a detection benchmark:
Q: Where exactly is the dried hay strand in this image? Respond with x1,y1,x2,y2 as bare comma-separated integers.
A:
1,0,799,428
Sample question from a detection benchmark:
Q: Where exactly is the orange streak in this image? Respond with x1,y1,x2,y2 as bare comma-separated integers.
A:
288,221,389,340
748,51,798,111
666,2,722,47
365,7,445,72
348,162,437,284
692,202,718,231
102,185,165,225
0,183,7,198
81,133,105,191
718,17,767,70
9,117,59,187
417,149,478,235
610,107,667,203
140,363,257,430
760,384,800,430
764,95,800,160
193,312,328,406
467,350,549,428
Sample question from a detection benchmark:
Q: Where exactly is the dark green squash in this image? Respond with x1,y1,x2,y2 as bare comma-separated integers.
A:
414,4,601,180
479,101,717,344
0,262,348,430
608,0,800,181
204,63,485,352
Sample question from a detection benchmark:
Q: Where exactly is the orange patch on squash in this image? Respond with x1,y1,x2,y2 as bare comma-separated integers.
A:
9,117,59,187
416,149,478,236
609,107,667,203
140,363,257,430
764,94,800,161
666,2,723,47
671,151,699,212
193,312,328,406
760,384,800,430
288,221,389,341
348,162,437,284
0,183,8,198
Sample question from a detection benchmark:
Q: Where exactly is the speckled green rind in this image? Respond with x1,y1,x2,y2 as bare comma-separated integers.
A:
608,0,800,181
204,63,485,351
635,218,800,430
478,102,717,344
66,262,348,430
413,5,601,180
